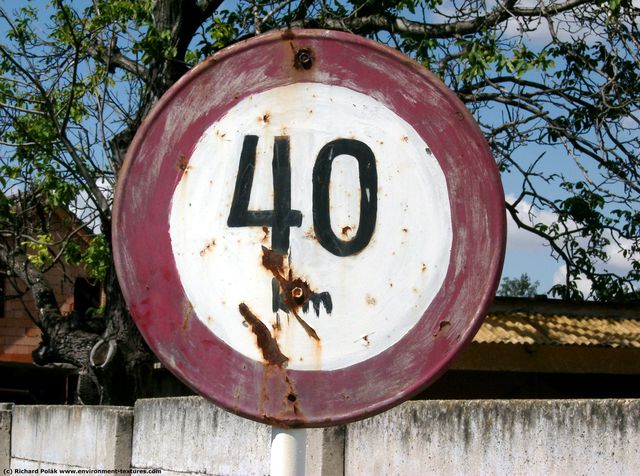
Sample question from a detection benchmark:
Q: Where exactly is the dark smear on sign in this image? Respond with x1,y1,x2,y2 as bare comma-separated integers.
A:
303,292,333,315
273,278,333,318
261,246,321,341
272,313,282,332
239,303,289,367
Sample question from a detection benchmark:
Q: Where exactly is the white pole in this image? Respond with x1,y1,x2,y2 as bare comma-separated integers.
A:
270,427,307,476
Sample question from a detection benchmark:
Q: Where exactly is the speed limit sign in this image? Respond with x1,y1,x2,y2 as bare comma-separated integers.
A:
114,29,505,427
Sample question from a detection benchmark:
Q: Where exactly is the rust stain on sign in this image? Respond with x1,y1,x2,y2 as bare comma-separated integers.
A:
285,375,302,416
259,112,271,124
255,362,308,427
199,238,216,256
182,300,194,331
261,246,320,341
239,303,289,367
293,47,314,70
177,153,189,173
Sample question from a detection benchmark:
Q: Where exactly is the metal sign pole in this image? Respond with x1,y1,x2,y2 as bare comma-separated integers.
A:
270,427,306,476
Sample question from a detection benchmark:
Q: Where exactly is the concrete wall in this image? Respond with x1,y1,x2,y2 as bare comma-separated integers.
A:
0,404,12,469
131,396,344,476
10,405,132,470
132,396,270,475
346,399,640,476
4,398,640,475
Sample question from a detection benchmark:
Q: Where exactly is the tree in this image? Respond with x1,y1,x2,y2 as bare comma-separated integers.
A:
498,273,540,298
0,0,638,402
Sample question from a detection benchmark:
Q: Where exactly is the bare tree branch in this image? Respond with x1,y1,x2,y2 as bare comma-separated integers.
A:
87,43,150,81
293,0,591,38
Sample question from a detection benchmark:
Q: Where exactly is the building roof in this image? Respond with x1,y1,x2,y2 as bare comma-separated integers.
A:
475,297,640,349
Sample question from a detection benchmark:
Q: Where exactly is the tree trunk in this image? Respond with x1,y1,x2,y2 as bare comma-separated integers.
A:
0,245,104,402
0,0,227,405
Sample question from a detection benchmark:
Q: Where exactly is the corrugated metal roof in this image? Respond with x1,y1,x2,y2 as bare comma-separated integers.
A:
474,298,640,348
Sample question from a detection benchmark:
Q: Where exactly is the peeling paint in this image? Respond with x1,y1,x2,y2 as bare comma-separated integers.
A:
433,320,451,338
182,301,194,331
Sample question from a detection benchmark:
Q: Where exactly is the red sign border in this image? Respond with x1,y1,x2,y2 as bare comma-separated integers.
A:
113,29,506,427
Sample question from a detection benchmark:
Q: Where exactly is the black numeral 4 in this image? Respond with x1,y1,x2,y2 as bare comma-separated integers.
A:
227,135,302,253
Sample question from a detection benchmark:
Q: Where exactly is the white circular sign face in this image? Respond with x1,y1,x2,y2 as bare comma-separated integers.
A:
169,82,452,371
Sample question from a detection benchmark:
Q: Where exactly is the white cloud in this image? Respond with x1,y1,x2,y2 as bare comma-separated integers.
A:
502,2,609,46
70,177,113,233
603,238,635,275
505,194,556,251
505,16,552,45
552,264,592,296
506,194,637,280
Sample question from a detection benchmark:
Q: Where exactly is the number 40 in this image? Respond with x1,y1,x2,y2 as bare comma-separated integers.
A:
227,135,378,257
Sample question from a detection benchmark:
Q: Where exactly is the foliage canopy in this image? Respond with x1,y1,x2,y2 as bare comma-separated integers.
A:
498,273,540,298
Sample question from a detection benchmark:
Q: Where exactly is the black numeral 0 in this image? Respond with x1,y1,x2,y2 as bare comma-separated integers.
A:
227,136,377,257
313,139,377,257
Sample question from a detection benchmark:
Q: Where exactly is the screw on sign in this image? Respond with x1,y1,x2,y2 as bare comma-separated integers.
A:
113,29,505,428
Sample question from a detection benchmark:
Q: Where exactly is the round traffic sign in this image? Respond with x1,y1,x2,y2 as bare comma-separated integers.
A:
113,29,505,427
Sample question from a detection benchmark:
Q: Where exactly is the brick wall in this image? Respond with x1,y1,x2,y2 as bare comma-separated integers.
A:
0,205,97,363
1,263,77,363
